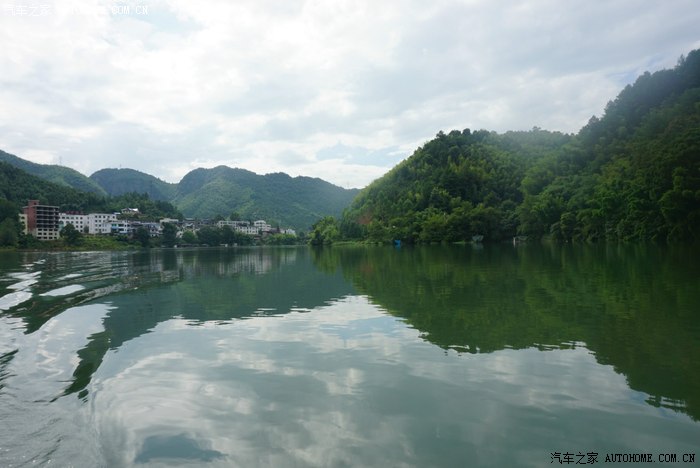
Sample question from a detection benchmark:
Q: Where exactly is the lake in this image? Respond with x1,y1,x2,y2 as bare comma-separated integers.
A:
0,244,698,467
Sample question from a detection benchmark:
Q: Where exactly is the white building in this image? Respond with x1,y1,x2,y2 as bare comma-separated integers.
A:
58,212,124,234
59,213,87,232
217,220,235,228
253,220,272,232
106,220,133,235
216,220,261,236
217,220,250,228
87,213,119,234
237,225,259,235
18,214,27,234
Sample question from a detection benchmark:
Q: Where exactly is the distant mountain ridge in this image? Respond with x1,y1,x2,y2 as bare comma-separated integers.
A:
0,161,91,207
0,149,106,196
0,151,359,230
89,165,359,229
170,166,359,229
90,168,177,201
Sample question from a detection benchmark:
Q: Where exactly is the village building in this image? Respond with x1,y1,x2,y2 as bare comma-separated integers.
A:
19,198,295,242
88,213,119,234
59,212,87,233
22,200,60,241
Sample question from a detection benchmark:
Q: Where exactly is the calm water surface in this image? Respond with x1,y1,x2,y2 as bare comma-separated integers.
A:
0,245,698,467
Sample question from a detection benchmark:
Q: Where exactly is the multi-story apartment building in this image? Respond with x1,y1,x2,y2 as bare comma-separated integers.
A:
217,220,260,235
54,212,123,235
254,220,272,232
106,220,134,235
238,225,260,235
216,220,240,228
217,219,295,236
87,213,118,234
59,212,87,233
22,200,60,241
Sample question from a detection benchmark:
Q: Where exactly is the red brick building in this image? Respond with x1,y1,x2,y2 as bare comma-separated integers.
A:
23,200,60,241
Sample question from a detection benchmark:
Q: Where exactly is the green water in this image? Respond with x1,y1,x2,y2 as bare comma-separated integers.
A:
0,245,698,467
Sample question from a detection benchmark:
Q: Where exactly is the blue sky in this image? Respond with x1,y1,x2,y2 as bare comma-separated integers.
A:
1,0,699,188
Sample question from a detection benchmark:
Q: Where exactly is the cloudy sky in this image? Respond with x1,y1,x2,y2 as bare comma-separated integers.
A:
1,0,699,188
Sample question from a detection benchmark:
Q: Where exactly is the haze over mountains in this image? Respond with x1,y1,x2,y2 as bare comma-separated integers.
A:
0,150,358,230
340,49,700,243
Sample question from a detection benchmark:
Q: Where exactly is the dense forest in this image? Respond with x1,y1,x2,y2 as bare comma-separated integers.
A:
0,150,106,195
170,166,358,229
339,50,700,243
90,168,177,201
0,162,181,219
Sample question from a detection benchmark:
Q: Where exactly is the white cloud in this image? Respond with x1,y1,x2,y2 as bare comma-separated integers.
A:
1,0,699,188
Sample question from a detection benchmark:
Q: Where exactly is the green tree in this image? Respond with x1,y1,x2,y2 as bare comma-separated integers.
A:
182,230,198,244
419,209,447,243
61,223,82,246
197,226,221,246
161,223,178,247
0,199,18,223
264,233,298,245
0,218,18,246
309,216,340,245
134,226,151,248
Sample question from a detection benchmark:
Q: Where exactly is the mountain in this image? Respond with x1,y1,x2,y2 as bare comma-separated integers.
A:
0,161,102,209
0,149,106,196
90,168,177,201
341,128,570,242
173,166,359,230
342,49,700,242
0,150,359,230
89,165,359,230
0,162,181,221
517,49,700,242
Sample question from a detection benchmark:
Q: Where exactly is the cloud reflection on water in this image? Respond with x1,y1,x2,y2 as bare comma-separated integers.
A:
87,296,698,467
1,246,699,467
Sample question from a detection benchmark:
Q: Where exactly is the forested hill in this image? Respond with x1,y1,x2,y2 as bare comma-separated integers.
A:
90,166,359,229
90,168,177,201
342,49,700,243
0,149,106,196
173,166,359,230
0,162,181,220
0,161,97,208
0,154,359,231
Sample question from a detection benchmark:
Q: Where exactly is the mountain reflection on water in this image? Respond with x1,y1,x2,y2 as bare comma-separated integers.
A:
311,244,700,421
0,244,698,466
1,248,352,400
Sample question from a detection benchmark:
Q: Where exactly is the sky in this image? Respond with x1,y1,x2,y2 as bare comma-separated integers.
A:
1,0,699,189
